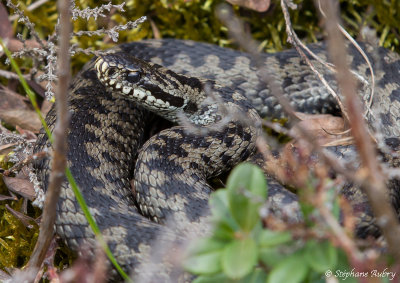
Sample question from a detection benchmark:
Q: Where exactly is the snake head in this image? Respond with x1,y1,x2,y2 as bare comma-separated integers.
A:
95,52,201,122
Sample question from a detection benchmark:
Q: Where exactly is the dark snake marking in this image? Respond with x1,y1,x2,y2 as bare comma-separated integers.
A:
33,39,400,281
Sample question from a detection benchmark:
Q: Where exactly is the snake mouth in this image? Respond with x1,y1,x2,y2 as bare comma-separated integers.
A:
94,55,188,121
95,56,139,96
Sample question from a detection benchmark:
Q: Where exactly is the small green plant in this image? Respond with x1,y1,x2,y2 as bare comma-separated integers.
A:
184,163,356,283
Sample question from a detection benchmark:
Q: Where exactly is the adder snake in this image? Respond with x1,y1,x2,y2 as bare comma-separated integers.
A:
33,39,400,281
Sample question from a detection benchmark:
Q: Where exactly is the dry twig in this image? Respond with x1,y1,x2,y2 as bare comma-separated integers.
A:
217,1,365,262
27,0,71,274
320,0,400,261
280,0,349,123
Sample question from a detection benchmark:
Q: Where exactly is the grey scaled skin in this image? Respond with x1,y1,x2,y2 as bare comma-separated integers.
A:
33,39,400,281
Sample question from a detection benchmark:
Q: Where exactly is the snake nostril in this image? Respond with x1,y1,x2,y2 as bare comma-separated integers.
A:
107,67,117,77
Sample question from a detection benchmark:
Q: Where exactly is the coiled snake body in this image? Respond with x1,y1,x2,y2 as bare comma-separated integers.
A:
33,39,400,281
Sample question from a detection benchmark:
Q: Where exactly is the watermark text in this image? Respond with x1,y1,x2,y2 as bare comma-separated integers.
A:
325,268,396,281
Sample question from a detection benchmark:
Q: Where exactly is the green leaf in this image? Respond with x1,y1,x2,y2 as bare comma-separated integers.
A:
333,249,358,283
184,238,225,275
267,252,308,283
222,237,258,279
259,247,287,267
299,201,318,227
193,273,231,283
304,240,338,273
209,190,238,240
226,163,267,231
239,268,267,283
213,220,237,241
258,229,292,247
186,237,226,255
184,250,222,275
324,184,341,220
209,189,230,221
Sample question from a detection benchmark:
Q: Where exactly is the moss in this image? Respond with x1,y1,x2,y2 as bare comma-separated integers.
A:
6,0,400,73
0,180,40,271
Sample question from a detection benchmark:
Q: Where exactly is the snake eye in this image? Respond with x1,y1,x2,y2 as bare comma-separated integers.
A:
126,71,141,84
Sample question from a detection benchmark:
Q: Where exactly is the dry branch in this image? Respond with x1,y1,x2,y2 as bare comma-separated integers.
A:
27,0,71,273
218,3,400,261
217,3,364,261
319,0,400,261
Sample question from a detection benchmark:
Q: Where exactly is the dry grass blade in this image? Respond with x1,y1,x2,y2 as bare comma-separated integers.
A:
217,1,365,261
316,0,376,118
0,2,13,40
0,109,42,132
0,269,12,281
0,142,18,153
0,85,30,111
280,0,349,123
5,204,38,229
0,194,18,201
3,175,36,200
320,0,400,261
3,151,47,176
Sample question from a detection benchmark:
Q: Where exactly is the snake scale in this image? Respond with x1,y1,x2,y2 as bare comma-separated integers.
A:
33,39,400,281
